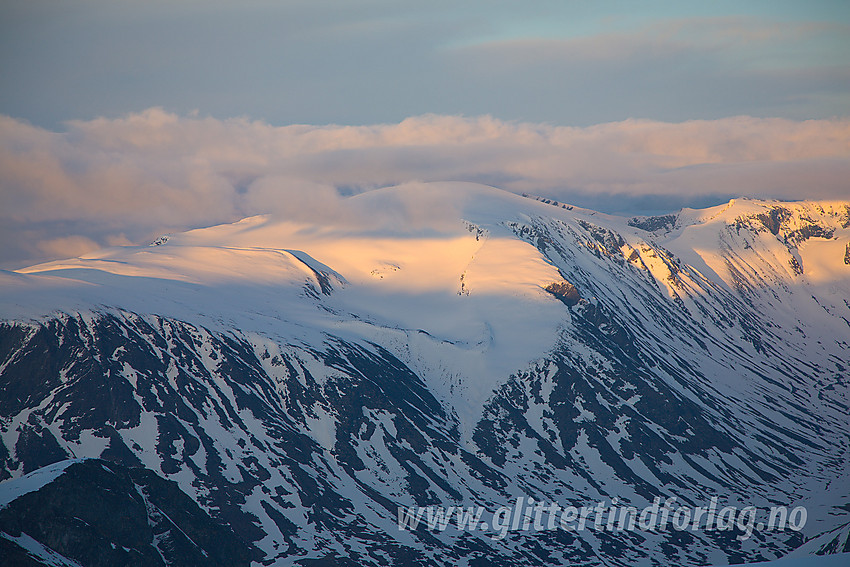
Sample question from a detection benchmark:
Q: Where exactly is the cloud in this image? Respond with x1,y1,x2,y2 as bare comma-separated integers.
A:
1,109,849,266
467,17,848,62
35,236,101,259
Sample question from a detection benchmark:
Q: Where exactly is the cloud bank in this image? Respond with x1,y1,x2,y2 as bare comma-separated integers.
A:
1,109,849,266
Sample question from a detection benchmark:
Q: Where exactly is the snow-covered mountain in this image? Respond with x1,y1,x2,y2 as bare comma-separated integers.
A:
1,183,848,566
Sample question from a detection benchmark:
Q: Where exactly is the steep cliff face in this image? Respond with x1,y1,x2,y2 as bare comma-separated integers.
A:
1,185,848,565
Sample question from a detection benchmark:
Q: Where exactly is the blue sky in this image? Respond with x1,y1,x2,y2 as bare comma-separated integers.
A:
1,1,848,127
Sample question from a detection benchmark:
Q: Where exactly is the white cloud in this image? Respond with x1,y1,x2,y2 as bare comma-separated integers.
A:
1,109,848,266
36,235,101,259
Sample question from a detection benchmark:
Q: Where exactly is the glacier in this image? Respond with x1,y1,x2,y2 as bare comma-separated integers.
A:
0,182,848,566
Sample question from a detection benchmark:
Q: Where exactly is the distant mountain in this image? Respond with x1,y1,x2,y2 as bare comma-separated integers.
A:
1,183,848,566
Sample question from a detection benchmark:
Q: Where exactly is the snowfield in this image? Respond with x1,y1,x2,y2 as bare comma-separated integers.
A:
1,183,848,566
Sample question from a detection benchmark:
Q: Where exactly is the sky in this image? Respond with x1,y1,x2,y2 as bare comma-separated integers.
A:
2,0,849,127
1,1,849,267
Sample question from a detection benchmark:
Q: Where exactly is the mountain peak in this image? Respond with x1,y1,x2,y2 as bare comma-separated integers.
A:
2,186,849,566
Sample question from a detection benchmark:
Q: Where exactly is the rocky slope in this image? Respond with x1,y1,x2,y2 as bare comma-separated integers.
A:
0,184,848,565
0,459,254,566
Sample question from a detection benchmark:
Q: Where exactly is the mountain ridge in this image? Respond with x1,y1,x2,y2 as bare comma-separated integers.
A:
1,182,848,566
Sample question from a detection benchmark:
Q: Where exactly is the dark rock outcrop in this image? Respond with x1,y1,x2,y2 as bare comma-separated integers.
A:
545,281,581,306
0,459,256,567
